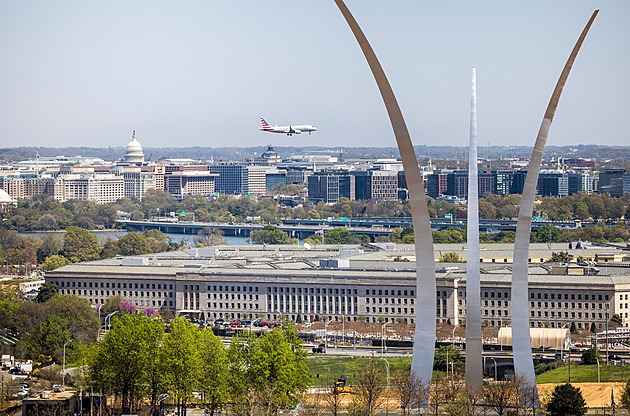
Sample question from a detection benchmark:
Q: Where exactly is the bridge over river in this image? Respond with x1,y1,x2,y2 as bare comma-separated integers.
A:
119,217,594,241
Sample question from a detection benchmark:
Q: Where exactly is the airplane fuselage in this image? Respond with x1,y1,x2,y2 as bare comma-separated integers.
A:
260,118,317,135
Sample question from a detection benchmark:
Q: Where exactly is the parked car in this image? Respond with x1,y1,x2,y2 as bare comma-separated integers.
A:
554,353,568,360
312,343,326,354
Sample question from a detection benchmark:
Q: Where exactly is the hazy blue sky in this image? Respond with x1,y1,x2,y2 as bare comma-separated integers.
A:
1,1,628,149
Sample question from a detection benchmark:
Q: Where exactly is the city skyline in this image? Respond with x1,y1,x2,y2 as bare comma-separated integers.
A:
1,1,629,148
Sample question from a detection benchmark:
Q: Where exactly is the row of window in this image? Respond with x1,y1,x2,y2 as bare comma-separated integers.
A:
58,280,172,290
531,292,609,301
531,301,607,310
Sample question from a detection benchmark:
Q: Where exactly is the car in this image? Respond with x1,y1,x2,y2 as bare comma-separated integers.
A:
312,343,326,354
554,353,568,360
608,354,622,361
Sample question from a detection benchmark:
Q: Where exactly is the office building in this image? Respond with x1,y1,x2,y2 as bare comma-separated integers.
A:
598,169,627,197
46,243,630,329
165,171,218,199
537,171,569,197
208,163,249,195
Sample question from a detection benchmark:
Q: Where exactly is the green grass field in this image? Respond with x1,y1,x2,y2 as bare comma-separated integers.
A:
536,364,630,384
308,356,412,387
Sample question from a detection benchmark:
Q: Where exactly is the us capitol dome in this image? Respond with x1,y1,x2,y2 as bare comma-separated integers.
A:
124,130,145,165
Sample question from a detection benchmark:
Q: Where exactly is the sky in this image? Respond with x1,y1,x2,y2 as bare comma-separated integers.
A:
0,1,628,150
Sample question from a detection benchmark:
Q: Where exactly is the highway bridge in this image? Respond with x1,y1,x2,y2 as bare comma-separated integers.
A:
119,217,596,241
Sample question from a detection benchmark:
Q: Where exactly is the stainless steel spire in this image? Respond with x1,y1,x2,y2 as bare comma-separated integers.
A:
333,0,437,389
465,67,483,395
511,10,598,395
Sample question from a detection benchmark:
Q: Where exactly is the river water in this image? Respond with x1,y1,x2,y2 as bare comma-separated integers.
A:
21,230,251,246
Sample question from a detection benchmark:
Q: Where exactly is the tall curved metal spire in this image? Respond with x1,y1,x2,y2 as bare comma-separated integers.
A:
333,0,437,387
511,10,598,392
466,67,483,395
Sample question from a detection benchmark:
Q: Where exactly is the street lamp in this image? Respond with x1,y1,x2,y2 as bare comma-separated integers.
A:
379,357,390,388
381,321,391,355
105,311,119,331
490,357,498,382
595,357,601,383
62,340,72,387
451,325,458,349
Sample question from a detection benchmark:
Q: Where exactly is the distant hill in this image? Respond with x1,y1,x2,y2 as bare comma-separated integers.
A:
1,144,629,163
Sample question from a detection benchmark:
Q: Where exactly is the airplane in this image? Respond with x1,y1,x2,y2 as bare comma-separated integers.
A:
260,118,317,136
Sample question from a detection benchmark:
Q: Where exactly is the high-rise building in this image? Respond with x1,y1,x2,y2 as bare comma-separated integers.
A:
208,163,249,195
426,170,450,198
247,166,267,195
164,171,218,199
598,169,626,197
352,170,399,201
567,172,594,195
307,172,355,203
537,171,569,197
55,174,124,204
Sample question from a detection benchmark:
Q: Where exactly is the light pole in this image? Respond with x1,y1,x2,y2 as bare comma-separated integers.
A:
62,340,72,387
452,325,458,349
105,311,119,331
595,357,601,383
605,303,610,365
381,322,390,354
490,357,498,382
379,357,390,388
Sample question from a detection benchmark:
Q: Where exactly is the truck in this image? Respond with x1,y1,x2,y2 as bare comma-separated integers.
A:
335,375,352,393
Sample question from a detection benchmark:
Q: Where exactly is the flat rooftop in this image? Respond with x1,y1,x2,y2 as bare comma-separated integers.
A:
47,243,630,287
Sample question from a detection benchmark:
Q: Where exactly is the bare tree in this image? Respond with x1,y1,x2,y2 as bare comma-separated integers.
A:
326,381,344,416
391,369,429,416
350,356,386,416
483,377,521,416
194,227,227,246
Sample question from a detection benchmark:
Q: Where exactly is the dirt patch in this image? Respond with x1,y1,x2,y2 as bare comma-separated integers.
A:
537,383,624,409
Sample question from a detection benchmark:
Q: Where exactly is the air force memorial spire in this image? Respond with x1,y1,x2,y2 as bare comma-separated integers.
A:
333,0,437,388
511,10,599,396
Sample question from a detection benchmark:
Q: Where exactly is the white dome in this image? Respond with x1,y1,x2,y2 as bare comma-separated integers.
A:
124,130,145,164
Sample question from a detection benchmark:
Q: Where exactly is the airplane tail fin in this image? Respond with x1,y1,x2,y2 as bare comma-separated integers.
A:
260,117,273,131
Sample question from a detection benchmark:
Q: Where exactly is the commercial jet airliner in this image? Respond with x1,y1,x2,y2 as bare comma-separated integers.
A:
260,118,317,136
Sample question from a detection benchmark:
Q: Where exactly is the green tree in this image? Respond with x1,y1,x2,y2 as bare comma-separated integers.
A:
531,224,562,243
63,226,101,262
580,346,601,365
610,314,623,326
199,329,229,416
546,251,574,263
161,317,202,416
322,227,368,244
41,254,71,271
250,225,291,245
433,346,463,371
438,252,465,263
35,282,59,303
90,314,165,414
116,232,152,256
102,294,125,314
36,233,63,263
546,384,587,416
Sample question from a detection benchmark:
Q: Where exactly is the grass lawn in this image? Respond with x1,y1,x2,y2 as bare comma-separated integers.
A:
308,356,412,387
536,364,630,384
